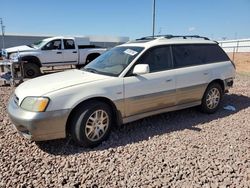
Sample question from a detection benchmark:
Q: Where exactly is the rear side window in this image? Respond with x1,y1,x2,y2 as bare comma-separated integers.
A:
172,44,230,68
63,39,75,49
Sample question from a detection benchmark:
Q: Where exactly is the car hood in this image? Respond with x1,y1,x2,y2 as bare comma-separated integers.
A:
5,45,35,53
15,69,110,102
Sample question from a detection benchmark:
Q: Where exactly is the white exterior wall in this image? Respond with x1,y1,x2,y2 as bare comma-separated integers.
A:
218,39,250,53
0,34,129,49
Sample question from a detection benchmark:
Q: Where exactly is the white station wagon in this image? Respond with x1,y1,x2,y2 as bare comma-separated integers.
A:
7,35,235,147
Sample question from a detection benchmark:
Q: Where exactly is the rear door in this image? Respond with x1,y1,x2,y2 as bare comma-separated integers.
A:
62,39,78,65
172,44,211,105
124,46,176,117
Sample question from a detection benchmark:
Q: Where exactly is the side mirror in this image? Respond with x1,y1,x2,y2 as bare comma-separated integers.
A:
133,64,150,75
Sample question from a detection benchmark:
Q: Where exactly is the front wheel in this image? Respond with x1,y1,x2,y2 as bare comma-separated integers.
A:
200,83,223,113
69,101,112,147
23,63,41,78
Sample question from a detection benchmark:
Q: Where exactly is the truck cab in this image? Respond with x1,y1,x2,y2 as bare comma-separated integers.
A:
3,36,106,78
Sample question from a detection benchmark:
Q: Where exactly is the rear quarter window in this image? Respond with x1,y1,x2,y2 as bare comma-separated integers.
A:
172,44,230,68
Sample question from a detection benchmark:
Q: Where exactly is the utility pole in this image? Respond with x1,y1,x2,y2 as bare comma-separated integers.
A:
152,0,156,37
0,18,5,49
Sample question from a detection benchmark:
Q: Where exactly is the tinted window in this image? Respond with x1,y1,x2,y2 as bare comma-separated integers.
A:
172,44,230,68
43,40,62,50
138,46,172,72
63,39,75,49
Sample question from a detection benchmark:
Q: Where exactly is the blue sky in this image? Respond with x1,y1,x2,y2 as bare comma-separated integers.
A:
1,0,250,40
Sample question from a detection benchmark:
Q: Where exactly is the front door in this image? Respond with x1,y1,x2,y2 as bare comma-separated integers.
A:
123,45,176,117
40,39,64,65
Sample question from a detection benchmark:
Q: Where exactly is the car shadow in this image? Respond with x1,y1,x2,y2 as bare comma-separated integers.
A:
36,93,250,155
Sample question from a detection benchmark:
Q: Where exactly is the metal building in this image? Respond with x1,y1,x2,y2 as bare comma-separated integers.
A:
218,39,250,53
0,34,129,49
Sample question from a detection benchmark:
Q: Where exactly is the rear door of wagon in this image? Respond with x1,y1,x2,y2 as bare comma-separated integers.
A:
172,44,230,105
172,44,211,105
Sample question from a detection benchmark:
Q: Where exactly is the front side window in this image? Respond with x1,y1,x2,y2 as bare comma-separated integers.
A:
136,46,172,73
42,40,62,50
63,39,75,49
83,46,144,76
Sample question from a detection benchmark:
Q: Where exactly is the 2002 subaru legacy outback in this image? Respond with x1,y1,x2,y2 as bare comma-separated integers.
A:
7,35,235,147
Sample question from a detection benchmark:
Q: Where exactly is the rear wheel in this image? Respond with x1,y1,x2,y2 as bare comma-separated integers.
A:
200,83,223,113
75,64,84,69
23,62,41,78
69,101,112,147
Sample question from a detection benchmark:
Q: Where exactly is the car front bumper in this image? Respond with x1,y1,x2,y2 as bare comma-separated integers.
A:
224,78,234,93
7,95,71,141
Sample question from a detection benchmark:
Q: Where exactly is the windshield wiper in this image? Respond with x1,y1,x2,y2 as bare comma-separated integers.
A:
27,45,34,48
83,67,99,74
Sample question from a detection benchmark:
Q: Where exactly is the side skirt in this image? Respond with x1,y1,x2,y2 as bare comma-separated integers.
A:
122,101,201,124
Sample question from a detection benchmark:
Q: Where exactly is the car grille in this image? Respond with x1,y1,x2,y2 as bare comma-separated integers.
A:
13,94,19,106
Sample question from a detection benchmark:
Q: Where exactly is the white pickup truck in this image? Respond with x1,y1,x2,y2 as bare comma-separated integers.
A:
2,36,106,77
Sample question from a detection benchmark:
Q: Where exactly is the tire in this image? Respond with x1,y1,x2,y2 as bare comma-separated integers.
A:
69,101,112,147
86,58,92,65
200,83,223,113
85,54,100,65
23,63,41,78
75,64,84,69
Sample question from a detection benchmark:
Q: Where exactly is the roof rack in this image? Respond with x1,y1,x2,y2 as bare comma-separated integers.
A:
136,35,210,41
165,35,210,40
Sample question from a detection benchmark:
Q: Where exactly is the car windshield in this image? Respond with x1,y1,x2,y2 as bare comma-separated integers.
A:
82,46,144,76
30,40,48,49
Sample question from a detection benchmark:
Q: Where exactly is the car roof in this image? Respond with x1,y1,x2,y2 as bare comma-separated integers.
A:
120,35,217,48
42,36,75,42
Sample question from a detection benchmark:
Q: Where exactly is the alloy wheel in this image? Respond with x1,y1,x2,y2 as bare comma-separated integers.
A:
85,109,109,141
206,88,221,109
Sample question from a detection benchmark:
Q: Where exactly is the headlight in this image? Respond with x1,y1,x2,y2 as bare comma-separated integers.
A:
9,52,18,60
1,49,7,59
20,97,50,112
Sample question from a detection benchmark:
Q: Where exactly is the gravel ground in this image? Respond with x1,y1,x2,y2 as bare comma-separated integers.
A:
0,75,250,188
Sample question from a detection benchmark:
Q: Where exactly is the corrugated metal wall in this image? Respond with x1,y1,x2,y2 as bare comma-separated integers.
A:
0,34,129,49
218,39,250,53
1,35,48,49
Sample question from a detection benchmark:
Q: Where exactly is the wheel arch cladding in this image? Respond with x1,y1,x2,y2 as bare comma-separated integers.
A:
208,79,225,93
65,97,121,137
86,53,100,62
21,56,42,67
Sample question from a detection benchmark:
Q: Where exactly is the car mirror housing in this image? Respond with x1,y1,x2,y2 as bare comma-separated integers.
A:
133,64,150,75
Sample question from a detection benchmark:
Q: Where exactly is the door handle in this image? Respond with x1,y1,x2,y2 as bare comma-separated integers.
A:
57,52,62,54
72,51,77,53
166,79,172,82
203,72,209,75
